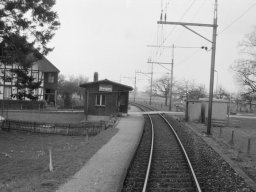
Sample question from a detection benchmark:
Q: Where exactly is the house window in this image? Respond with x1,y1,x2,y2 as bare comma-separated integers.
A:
48,73,55,83
32,72,38,82
96,94,106,106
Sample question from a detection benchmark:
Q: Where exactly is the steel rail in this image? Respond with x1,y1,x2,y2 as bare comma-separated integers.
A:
141,112,154,192
130,102,201,191
159,113,202,192
130,102,155,192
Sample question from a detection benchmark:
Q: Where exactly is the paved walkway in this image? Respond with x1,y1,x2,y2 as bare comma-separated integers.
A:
56,106,144,192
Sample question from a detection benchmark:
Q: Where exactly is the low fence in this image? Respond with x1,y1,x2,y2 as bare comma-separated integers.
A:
0,100,46,110
205,118,241,128
212,126,256,157
1,119,107,136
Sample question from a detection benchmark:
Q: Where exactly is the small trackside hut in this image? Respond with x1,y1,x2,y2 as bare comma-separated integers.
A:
80,74,133,119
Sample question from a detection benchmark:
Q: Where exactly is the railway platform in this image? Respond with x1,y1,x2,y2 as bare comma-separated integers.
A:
56,106,144,192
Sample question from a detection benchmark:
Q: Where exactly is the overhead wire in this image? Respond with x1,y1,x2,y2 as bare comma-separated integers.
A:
190,0,208,22
156,0,168,59
219,1,256,35
150,0,167,63
171,0,208,46
163,0,172,13
150,0,198,71
156,0,197,60
157,63,172,72
163,0,197,46
176,48,202,66
148,0,199,76
146,0,169,77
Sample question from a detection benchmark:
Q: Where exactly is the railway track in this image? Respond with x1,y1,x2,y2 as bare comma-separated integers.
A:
122,103,201,192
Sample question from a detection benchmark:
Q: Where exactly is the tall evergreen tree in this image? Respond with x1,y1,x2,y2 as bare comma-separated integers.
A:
0,0,60,100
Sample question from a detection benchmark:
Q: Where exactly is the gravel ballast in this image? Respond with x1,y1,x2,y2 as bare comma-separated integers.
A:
164,115,255,192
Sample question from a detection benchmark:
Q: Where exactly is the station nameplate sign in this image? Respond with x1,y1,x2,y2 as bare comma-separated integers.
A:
99,84,112,92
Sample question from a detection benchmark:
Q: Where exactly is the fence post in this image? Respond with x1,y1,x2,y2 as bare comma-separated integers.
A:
101,123,103,132
86,129,89,143
219,127,222,138
66,124,70,135
247,138,251,156
33,122,36,132
229,130,235,147
49,148,53,172
8,120,10,131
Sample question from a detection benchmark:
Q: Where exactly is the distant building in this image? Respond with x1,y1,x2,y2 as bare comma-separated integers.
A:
186,98,228,122
0,56,59,106
80,76,133,118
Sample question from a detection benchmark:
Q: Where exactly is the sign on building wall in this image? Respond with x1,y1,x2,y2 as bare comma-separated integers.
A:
99,84,112,92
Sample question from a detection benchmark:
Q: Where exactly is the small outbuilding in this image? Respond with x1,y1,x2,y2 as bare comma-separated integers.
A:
186,98,229,122
80,76,133,119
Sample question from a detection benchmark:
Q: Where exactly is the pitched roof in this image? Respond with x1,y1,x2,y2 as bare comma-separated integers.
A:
35,56,60,73
80,79,133,91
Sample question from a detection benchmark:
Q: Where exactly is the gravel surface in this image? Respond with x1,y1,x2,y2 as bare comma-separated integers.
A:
165,115,255,192
147,115,196,191
122,114,198,192
122,115,151,192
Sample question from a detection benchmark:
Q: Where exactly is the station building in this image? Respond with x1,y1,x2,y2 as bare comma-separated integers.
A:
80,73,133,119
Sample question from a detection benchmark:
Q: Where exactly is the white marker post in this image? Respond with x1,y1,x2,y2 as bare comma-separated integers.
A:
49,148,53,172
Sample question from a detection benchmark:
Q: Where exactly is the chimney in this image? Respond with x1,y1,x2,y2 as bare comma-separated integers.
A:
94,72,98,82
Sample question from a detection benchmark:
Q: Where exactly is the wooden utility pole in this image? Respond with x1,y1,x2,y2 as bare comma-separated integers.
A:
147,45,203,111
169,44,174,111
157,0,218,134
207,0,218,135
134,72,136,102
122,74,137,102
150,62,153,105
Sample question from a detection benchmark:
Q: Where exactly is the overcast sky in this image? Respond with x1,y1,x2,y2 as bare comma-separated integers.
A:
47,0,256,93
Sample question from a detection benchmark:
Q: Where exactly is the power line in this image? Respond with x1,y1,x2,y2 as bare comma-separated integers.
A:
150,0,199,70
178,0,197,23
156,0,197,59
219,2,256,35
164,0,197,43
176,48,202,65
172,0,208,45
190,0,207,22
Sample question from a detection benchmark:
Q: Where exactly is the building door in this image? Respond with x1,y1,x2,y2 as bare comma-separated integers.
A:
119,93,127,113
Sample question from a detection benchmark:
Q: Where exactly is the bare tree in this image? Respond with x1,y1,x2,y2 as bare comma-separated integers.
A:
152,75,170,106
241,92,256,113
58,74,88,108
217,85,230,99
232,27,256,95
175,80,206,101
